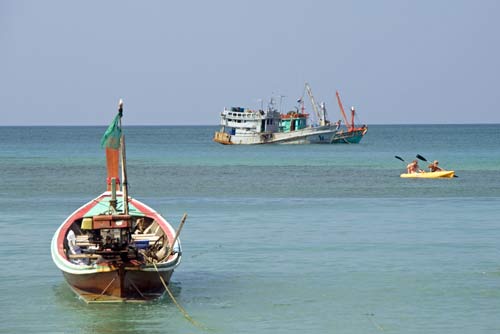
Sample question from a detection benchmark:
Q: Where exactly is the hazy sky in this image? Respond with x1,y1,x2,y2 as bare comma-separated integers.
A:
1,0,499,125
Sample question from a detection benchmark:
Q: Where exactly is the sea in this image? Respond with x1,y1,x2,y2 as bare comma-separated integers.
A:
0,124,499,334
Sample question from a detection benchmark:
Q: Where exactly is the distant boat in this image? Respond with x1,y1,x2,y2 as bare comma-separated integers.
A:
331,91,368,144
213,83,338,144
51,100,183,303
400,170,455,178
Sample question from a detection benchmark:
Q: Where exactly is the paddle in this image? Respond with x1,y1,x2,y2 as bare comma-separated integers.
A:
416,154,458,177
416,154,428,162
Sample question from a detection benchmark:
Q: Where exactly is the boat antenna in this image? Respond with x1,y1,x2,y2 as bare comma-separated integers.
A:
257,98,263,110
268,97,276,110
279,95,286,114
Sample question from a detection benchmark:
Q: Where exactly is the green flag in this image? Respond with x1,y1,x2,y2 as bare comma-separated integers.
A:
100,112,122,149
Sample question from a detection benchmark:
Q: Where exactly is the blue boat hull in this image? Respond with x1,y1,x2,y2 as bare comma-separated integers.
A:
331,129,366,144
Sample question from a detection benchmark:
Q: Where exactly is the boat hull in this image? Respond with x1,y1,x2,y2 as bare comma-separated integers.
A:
400,171,455,178
62,266,175,303
214,126,338,145
331,128,367,144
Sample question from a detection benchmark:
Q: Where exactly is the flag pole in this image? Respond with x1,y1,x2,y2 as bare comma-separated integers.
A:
102,100,123,192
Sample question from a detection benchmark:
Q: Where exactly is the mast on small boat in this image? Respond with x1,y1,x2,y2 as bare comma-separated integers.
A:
101,98,129,214
336,90,352,131
103,100,123,191
113,98,129,215
350,106,356,132
120,133,129,215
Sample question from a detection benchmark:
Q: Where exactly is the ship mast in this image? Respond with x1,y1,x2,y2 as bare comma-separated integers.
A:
305,82,326,126
336,91,351,131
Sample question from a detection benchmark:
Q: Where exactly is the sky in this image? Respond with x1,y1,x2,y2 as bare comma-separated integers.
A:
1,0,499,125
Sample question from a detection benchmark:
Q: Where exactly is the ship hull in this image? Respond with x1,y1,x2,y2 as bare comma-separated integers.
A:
331,128,367,144
214,126,338,145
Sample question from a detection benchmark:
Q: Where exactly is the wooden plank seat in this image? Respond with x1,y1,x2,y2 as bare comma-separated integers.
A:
68,254,102,259
142,224,160,235
76,235,93,247
131,234,162,245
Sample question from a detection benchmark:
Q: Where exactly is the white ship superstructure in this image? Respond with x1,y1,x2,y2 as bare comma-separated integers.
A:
214,84,339,145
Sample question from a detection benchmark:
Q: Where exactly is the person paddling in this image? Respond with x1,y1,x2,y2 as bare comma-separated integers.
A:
406,159,423,174
428,160,443,172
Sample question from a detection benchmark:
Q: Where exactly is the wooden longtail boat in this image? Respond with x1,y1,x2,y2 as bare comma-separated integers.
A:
51,100,182,303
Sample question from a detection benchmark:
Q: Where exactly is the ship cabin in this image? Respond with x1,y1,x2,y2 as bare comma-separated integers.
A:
213,106,281,144
279,112,309,132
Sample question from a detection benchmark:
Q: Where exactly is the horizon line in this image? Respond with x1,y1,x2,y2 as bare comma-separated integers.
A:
0,122,499,127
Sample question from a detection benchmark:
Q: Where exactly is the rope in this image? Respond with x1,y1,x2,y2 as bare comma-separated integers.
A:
365,313,384,331
92,276,117,301
153,262,210,331
127,277,145,299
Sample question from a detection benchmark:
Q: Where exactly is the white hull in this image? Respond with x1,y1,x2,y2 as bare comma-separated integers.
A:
214,126,338,145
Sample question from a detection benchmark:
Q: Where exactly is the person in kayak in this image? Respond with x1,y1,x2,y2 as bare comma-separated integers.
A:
428,160,444,172
407,160,423,174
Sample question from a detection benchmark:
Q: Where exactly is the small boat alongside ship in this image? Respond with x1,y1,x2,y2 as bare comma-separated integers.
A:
213,83,338,144
51,100,183,303
331,91,368,144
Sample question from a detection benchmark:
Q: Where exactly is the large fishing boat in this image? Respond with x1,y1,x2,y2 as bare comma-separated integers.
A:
213,83,338,144
331,91,368,144
51,100,184,303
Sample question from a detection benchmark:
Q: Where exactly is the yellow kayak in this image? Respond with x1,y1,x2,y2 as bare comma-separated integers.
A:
400,171,455,178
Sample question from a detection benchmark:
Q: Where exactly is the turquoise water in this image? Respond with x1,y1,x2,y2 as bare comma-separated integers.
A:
0,125,499,333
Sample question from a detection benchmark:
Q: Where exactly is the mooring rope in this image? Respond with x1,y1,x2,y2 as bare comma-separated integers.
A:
153,262,209,331
93,276,117,301
365,313,384,331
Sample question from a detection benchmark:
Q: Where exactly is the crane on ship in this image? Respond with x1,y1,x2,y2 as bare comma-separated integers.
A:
305,82,328,126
